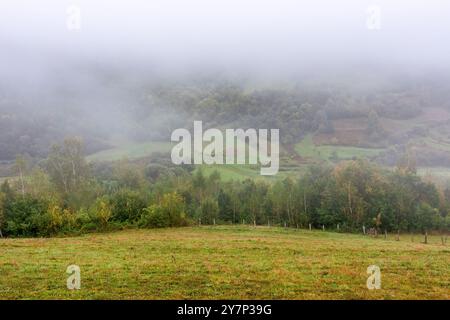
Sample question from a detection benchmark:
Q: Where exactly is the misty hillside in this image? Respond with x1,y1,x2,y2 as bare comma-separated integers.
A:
1,70,450,178
1,0,450,179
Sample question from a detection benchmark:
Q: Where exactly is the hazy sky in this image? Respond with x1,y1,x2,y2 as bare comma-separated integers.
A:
1,0,449,74
0,1,449,156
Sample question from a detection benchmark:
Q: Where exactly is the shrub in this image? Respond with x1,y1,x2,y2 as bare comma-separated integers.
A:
28,204,76,236
110,189,147,223
4,195,48,236
75,208,97,232
33,204,64,236
200,198,219,224
139,204,168,228
89,198,112,229
0,192,5,236
139,192,188,228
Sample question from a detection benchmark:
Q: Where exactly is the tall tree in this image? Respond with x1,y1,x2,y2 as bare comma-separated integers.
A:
46,137,89,195
0,192,5,237
14,154,28,197
366,109,386,141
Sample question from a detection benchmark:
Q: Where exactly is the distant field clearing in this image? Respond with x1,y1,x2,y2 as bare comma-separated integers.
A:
86,142,173,162
295,135,385,161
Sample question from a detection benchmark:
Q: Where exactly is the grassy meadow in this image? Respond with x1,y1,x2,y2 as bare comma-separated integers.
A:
294,135,385,162
86,141,173,162
0,226,448,300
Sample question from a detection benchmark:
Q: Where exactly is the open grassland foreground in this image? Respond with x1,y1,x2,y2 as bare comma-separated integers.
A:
0,226,449,300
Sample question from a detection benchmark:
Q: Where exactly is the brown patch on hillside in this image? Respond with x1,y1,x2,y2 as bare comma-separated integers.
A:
383,107,450,133
419,107,450,122
314,117,370,146
314,107,450,147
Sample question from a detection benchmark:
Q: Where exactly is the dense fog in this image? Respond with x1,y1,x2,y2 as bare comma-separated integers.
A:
0,0,450,162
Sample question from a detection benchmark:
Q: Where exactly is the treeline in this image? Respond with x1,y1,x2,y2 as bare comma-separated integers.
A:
0,138,449,237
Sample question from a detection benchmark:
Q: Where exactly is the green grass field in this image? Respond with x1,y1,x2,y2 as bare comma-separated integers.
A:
86,141,173,162
196,164,263,181
1,226,448,300
294,135,385,162
195,164,301,181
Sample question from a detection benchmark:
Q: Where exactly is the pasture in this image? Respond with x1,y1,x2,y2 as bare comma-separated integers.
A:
0,226,448,299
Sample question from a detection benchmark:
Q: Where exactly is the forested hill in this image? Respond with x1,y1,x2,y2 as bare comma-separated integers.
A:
1,72,450,173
